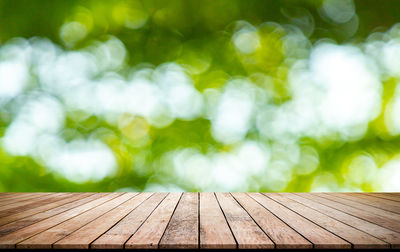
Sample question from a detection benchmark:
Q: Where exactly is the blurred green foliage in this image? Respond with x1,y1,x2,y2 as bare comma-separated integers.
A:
0,0,400,192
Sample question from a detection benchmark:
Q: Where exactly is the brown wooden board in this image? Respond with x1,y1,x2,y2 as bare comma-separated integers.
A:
90,192,163,249
124,193,182,249
251,193,351,249
232,193,311,249
0,193,95,235
158,192,198,249
291,193,400,248
315,193,400,233
17,193,136,249
365,193,400,202
53,193,155,249
216,193,274,249
335,193,400,214
0,193,121,249
199,193,236,249
0,192,398,249
266,193,389,249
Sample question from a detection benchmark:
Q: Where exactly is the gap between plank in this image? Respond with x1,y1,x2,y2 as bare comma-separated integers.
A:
247,193,315,249
229,193,276,249
299,193,400,233
88,192,155,249
214,193,238,249
287,193,392,247
263,193,357,249
146,192,183,249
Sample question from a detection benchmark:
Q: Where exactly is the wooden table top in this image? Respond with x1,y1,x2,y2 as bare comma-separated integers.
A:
0,192,398,249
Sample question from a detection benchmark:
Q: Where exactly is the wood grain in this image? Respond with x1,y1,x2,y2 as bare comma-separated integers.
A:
124,193,182,249
336,193,400,214
0,193,72,218
54,193,154,249
250,193,350,249
291,193,400,248
0,193,95,235
17,193,136,249
315,193,400,233
232,193,311,249
0,192,397,249
0,193,50,207
216,193,274,249
90,192,164,249
267,193,389,249
159,192,198,249
0,193,120,249
199,193,236,249
365,193,400,202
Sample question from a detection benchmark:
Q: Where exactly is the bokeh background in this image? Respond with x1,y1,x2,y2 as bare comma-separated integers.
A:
0,0,399,192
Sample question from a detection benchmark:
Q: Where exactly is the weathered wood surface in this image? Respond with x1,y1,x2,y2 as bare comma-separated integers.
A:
0,192,398,249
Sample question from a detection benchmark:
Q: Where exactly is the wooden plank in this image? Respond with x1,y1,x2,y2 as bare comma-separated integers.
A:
17,193,136,249
0,194,16,201
0,193,58,212
0,193,31,201
322,193,400,219
0,193,49,200
0,192,396,249
199,193,236,249
335,193,400,214
0,193,50,207
0,193,72,218
267,193,389,249
0,193,43,201
0,193,13,198
0,193,95,234
158,192,198,249
90,193,165,249
53,193,156,249
216,193,274,249
0,193,92,226
365,193,400,202
249,193,350,249
315,193,400,233
232,193,311,249
0,194,53,211
124,193,182,249
290,193,400,249
0,193,121,249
